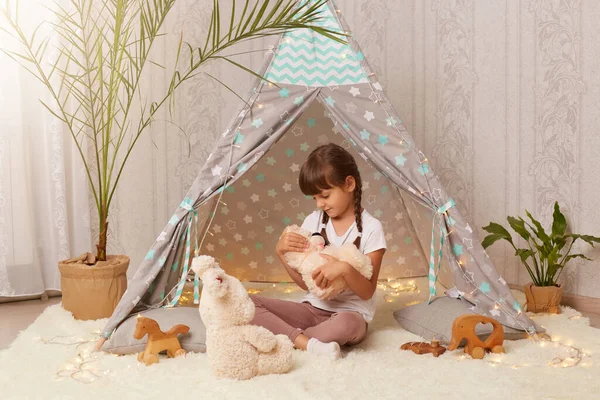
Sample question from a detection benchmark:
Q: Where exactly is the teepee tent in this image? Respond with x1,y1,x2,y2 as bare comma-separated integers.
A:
101,0,539,339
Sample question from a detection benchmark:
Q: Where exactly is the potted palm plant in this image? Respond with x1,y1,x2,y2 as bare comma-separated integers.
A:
481,202,600,313
1,0,343,320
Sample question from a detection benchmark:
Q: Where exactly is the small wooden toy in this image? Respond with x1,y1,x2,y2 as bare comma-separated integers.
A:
400,339,447,357
133,316,190,366
447,314,505,359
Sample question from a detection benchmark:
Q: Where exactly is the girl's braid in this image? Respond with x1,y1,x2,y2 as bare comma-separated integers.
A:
352,179,363,247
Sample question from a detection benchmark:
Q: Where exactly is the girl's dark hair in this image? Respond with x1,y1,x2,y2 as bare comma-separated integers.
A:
299,143,363,237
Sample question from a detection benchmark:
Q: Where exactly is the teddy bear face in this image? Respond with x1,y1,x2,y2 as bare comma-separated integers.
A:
199,268,255,329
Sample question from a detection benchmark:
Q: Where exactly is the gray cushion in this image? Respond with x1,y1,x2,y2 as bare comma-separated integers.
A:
393,296,529,345
102,307,206,355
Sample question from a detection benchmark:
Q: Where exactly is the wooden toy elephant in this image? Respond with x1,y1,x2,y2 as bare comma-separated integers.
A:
447,314,505,359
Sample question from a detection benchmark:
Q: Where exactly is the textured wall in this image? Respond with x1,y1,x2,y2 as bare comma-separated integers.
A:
96,0,600,298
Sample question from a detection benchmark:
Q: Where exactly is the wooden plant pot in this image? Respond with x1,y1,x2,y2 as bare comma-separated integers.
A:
524,282,563,314
58,255,129,320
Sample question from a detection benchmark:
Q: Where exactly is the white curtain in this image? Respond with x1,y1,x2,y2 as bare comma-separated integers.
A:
0,1,91,298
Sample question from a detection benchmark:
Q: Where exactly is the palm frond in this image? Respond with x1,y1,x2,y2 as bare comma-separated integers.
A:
1,0,347,260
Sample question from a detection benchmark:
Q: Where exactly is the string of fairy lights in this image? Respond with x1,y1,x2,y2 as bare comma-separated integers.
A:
39,333,110,384
178,274,593,370
481,335,591,369
176,276,420,306
37,280,592,386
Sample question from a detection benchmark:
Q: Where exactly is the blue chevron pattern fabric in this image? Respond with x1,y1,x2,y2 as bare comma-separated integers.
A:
265,1,368,86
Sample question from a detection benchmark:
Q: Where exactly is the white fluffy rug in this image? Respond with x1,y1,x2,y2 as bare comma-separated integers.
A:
2,282,600,400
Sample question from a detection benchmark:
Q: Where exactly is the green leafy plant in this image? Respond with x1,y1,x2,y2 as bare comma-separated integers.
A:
481,202,600,287
1,0,344,261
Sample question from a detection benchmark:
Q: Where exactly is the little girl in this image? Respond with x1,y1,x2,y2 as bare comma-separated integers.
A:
250,143,386,359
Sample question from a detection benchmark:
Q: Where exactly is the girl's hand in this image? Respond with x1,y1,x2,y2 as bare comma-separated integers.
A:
312,254,350,289
276,232,308,256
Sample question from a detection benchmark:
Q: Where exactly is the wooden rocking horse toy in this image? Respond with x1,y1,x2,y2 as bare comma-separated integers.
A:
133,316,190,366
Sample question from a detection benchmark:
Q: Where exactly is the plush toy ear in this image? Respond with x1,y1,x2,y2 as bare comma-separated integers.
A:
285,224,311,239
203,269,228,298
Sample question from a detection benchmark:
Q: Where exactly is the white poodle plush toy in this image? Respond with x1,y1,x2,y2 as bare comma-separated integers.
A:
191,255,293,380
283,225,373,300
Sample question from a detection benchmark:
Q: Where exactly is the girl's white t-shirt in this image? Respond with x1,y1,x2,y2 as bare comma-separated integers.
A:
298,209,387,322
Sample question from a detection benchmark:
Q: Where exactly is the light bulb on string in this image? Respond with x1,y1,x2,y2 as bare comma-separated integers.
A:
43,335,110,383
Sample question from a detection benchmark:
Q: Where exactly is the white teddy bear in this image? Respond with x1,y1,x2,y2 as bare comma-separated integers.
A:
191,255,293,380
283,225,373,300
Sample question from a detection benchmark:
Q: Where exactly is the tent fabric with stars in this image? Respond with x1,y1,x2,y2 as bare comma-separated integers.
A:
100,0,540,339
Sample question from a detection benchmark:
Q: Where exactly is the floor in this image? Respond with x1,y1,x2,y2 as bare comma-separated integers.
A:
1,296,599,350
0,297,62,350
